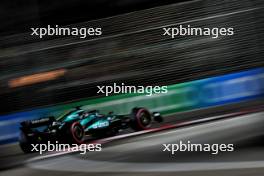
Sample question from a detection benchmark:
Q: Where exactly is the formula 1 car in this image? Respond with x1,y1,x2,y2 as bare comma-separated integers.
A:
19,107,163,153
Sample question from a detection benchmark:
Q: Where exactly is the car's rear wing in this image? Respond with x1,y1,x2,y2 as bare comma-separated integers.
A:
20,116,55,128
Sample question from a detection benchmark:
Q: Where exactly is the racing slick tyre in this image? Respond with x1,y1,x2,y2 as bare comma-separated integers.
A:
131,107,152,131
69,122,85,144
19,131,33,153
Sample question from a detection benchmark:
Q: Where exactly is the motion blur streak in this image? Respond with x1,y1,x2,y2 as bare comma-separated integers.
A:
8,69,67,88
0,0,264,114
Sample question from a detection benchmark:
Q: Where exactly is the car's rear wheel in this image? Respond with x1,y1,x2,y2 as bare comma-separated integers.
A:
131,108,152,131
19,131,33,153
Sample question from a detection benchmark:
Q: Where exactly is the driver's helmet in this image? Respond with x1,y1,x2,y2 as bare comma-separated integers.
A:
80,112,89,119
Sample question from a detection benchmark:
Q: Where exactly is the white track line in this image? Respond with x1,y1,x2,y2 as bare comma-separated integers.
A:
29,156,264,172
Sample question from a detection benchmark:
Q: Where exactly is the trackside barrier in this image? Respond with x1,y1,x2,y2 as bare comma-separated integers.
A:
0,68,263,144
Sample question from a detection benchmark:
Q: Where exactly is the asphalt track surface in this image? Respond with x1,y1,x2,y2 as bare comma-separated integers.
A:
1,110,264,176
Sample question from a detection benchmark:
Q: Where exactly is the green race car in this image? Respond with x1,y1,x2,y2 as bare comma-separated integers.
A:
19,106,163,153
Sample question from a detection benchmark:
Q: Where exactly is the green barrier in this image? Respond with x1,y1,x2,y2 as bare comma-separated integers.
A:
51,67,264,116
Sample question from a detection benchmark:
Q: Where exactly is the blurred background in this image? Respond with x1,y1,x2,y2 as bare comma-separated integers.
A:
1,0,263,114
1,0,264,175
